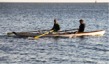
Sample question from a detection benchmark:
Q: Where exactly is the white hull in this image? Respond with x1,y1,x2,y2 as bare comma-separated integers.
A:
45,30,105,38
7,30,105,38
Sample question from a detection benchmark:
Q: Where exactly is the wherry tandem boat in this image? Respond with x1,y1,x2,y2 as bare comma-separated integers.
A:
7,30,105,38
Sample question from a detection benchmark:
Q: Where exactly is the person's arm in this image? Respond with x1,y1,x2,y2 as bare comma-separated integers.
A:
58,24,60,30
51,24,55,30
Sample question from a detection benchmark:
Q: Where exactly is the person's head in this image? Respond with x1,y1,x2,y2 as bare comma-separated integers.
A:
54,19,57,24
79,19,84,24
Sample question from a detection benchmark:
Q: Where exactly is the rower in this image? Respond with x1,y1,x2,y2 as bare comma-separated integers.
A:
51,19,60,32
78,19,85,32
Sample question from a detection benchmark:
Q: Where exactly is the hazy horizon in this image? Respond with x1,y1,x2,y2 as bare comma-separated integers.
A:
0,0,109,2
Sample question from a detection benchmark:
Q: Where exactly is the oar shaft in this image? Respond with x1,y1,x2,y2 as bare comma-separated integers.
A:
59,28,78,32
28,29,50,32
34,30,53,39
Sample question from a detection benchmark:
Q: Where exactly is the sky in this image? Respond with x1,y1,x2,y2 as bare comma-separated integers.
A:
0,0,109,2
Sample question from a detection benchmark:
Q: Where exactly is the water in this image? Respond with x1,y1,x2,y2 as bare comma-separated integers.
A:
0,3,109,64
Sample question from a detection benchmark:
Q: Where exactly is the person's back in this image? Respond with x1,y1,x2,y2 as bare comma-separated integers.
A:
51,19,60,32
78,19,85,32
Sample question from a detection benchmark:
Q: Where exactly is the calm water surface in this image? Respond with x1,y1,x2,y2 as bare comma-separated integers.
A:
0,3,109,64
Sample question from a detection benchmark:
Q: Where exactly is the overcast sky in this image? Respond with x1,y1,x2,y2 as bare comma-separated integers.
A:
0,0,109,2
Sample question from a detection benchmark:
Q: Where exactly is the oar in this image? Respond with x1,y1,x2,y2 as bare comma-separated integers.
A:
73,31,78,38
69,31,78,38
28,29,50,32
60,28,78,32
34,30,54,39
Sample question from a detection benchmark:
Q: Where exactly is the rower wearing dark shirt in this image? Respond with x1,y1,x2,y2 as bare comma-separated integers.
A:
51,19,60,32
78,19,85,32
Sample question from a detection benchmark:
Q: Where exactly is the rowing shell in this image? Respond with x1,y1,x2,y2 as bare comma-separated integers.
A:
7,30,105,38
